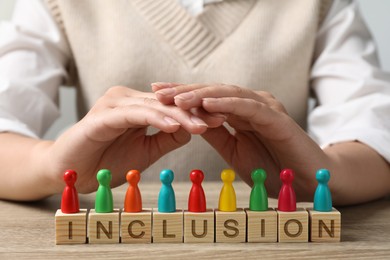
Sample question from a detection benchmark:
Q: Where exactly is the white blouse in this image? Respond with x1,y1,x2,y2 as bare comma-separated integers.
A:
0,0,390,163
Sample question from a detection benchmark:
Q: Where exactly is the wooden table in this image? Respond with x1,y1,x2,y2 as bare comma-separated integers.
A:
1,181,390,259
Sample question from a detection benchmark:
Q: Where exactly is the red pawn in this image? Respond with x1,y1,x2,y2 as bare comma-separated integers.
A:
61,170,80,214
124,170,142,212
277,169,296,212
188,169,206,212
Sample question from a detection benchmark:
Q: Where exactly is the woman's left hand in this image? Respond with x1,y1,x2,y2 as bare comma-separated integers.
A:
152,83,331,200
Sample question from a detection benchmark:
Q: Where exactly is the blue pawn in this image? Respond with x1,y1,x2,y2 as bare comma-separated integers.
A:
158,169,176,213
313,169,332,212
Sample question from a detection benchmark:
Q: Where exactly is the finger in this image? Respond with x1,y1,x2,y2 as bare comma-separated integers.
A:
94,87,211,135
84,105,183,142
189,107,226,128
117,95,226,130
148,128,191,163
156,83,274,110
151,82,182,95
86,98,211,142
202,97,294,140
202,97,278,124
135,97,210,134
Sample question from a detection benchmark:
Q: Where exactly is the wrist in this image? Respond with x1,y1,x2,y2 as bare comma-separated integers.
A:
31,140,64,198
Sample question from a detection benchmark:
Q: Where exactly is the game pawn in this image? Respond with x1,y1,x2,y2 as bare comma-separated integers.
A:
313,169,332,212
246,169,277,242
188,169,206,212
249,168,268,211
124,169,142,213
278,169,296,212
153,169,183,243
215,169,246,243
55,170,88,244
309,169,341,242
88,169,120,244
277,169,308,242
121,170,152,244
184,170,214,243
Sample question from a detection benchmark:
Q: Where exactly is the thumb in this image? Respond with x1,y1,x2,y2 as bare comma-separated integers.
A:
148,127,191,163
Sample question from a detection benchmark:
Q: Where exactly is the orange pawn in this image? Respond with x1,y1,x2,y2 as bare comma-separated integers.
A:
124,170,142,212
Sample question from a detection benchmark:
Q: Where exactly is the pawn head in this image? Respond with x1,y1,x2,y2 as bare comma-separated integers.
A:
160,169,174,185
63,169,77,185
316,169,330,183
251,168,267,183
280,169,294,184
97,169,112,186
126,170,140,185
221,169,235,183
190,169,204,184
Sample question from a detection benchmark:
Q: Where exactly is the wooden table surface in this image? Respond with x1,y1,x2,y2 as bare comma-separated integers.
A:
1,181,390,259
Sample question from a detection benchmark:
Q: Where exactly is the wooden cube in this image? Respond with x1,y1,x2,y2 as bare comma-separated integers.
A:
184,209,215,243
88,209,120,244
121,209,152,243
308,208,341,242
215,208,246,243
55,209,88,245
153,210,183,243
245,208,277,242
277,208,308,242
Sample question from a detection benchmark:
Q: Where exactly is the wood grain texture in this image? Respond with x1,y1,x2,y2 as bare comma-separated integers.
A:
246,208,277,242
1,181,390,259
215,208,246,243
184,209,215,243
153,210,183,243
121,209,152,243
277,208,309,242
88,209,120,244
55,209,88,244
308,208,341,242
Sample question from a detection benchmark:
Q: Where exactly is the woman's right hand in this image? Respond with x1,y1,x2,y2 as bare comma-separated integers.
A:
44,86,225,194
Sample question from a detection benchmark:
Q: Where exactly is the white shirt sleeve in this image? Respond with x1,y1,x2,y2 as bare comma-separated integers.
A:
0,0,70,138
309,0,390,162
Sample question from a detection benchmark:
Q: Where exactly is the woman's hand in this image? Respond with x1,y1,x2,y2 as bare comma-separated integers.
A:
44,86,225,194
152,83,331,200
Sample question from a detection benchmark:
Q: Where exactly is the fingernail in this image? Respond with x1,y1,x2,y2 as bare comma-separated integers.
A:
190,116,208,127
164,116,180,126
175,92,195,102
151,82,171,88
210,113,227,120
156,88,175,96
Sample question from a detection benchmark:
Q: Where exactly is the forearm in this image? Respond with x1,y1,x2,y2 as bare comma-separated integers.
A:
325,142,390,206
0,133,61,201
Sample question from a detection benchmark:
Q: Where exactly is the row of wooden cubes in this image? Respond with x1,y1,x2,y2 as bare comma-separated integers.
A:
55,208,340,244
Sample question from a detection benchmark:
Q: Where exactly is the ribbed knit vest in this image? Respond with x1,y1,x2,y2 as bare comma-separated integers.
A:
44,0,332,181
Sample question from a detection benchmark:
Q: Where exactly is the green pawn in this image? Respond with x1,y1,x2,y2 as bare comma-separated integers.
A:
249,169,268,211
95,169,113,213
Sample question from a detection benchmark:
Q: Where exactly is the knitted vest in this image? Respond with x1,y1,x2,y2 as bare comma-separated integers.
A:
44,0,332,181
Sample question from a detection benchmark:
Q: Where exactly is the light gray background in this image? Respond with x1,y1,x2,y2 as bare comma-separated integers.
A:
1,0,390,140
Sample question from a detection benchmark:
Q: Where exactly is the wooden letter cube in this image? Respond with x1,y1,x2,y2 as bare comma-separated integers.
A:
121,209,152,243
184,209,214,243
245,208,277,242
215,208,246,243
55,209,88,245
308,208,341,242
277,208,308,242
88,209,120,244
153,210,183,243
